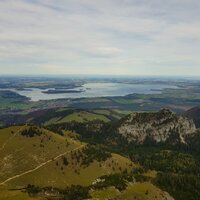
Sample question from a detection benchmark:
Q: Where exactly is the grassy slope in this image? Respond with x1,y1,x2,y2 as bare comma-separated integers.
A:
56,111,110,123
93,109,132,120
0,186,42,200
121,182,173,200
90,182,173,200
0,125,174,200
43,110,110,125
0,126,22,147
0,125,136,199
8,153,134,188
0,126,81,187
91,186,120,199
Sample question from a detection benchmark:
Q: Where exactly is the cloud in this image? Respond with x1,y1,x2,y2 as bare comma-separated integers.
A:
0,0,199,76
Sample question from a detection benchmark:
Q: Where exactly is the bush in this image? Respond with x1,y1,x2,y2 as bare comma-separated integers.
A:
21,126,42,137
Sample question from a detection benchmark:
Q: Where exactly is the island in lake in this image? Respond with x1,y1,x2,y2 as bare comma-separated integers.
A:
42,89,84,94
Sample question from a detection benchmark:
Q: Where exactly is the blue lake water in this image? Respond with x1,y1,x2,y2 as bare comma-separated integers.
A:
12,82,177,101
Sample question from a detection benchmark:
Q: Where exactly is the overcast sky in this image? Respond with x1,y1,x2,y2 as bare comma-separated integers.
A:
0,0,200,76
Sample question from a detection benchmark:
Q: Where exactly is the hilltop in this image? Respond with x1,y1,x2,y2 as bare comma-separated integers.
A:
117,109,196,144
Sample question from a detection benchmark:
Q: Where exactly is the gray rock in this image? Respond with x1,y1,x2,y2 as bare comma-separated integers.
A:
118,109,196,144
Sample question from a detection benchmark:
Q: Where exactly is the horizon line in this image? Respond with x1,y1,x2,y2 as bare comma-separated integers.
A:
0,73,200,77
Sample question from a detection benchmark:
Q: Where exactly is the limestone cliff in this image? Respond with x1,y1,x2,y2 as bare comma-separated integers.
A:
118,109,196,144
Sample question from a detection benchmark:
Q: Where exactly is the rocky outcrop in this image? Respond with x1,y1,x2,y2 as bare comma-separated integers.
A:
118,109,196,144
184,106,200,128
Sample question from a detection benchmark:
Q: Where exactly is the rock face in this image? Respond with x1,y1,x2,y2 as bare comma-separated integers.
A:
184,106,200,128
118,109,196,144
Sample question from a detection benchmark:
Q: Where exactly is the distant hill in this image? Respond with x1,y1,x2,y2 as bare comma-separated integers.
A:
0,107,131,127
184,106,200,128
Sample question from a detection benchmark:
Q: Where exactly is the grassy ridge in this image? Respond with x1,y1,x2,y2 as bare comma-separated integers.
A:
0,125,140,200
0,126,82,186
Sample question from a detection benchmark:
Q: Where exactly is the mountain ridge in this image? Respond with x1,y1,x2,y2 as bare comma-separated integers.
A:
117,108,196,144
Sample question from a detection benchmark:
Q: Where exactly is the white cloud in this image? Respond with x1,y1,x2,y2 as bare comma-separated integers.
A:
0,0,199,76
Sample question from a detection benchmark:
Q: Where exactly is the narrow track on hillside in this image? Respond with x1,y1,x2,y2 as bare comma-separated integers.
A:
0,144,85,185
0,127,25,151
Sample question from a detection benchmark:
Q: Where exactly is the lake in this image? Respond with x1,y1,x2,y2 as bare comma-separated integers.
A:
12,82,177,101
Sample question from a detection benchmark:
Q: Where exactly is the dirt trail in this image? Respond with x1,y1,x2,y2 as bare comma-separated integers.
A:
0,145,85,185
0,127,25,151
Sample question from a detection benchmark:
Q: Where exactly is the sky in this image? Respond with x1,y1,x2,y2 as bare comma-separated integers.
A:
0,0,200,76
